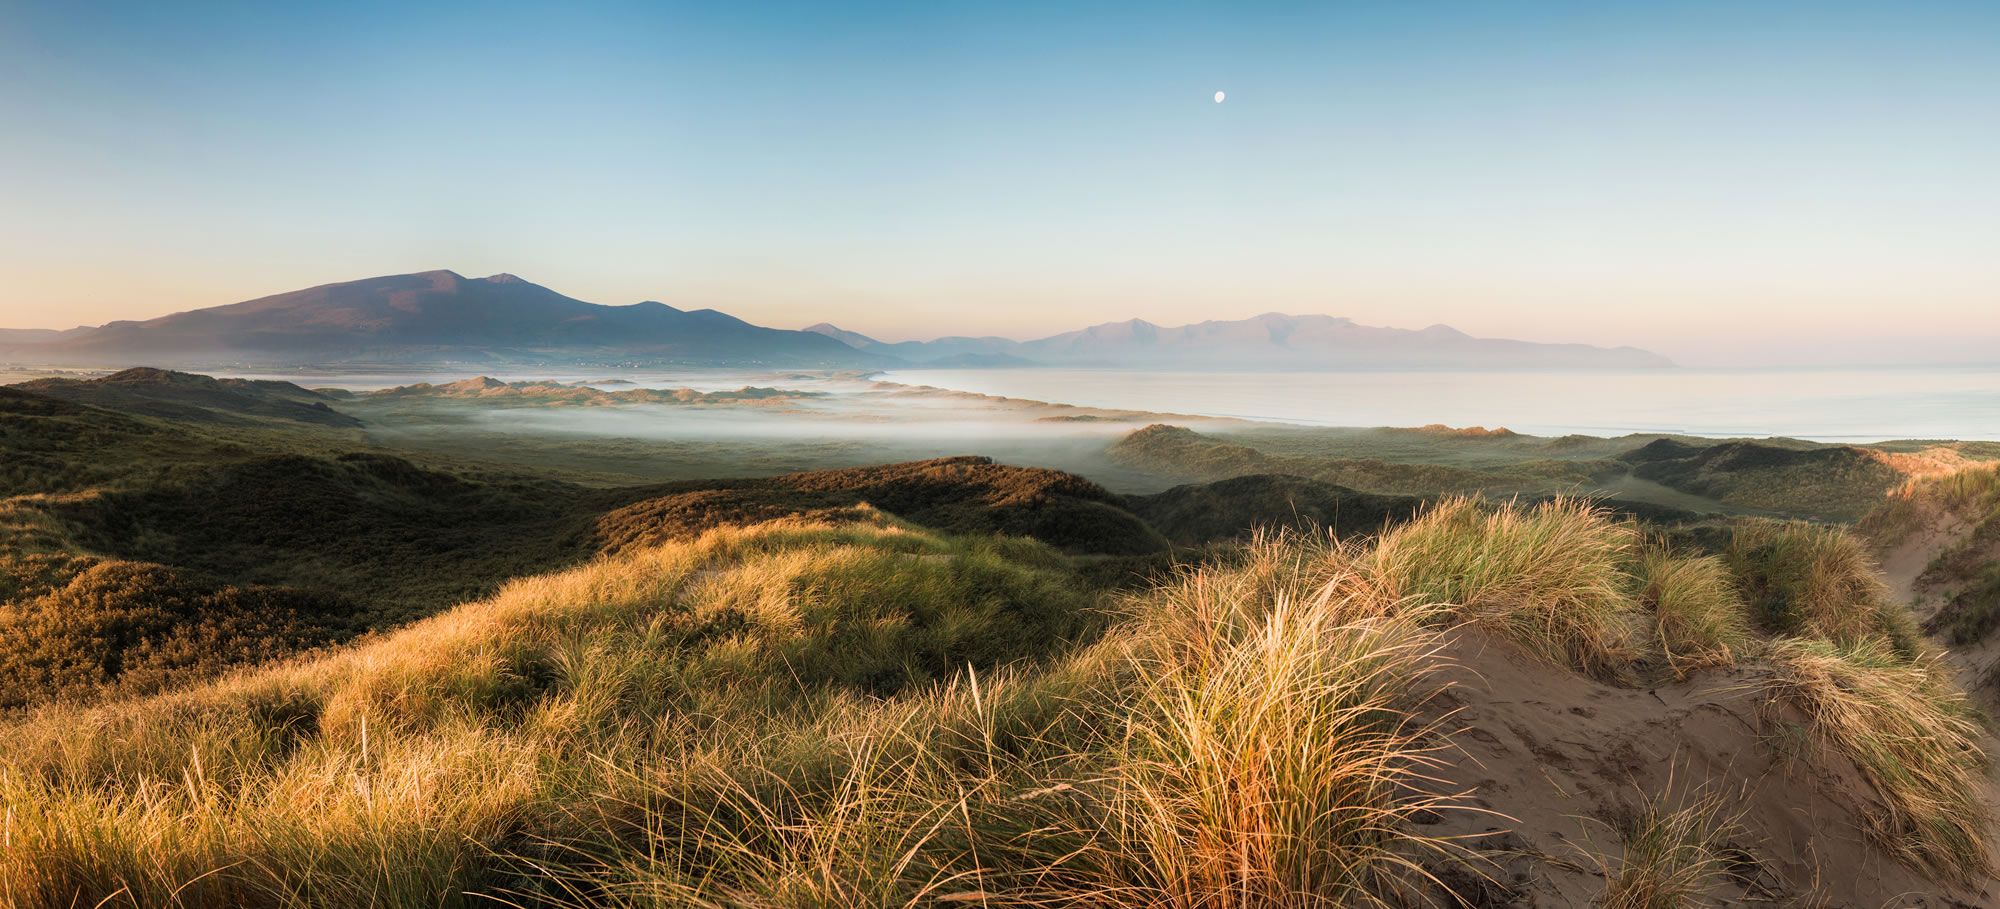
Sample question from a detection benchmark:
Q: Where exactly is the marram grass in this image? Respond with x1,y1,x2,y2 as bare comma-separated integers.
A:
1634,547,1754,679
0,499,1987,906
1371,496,1639,676
0,520,1469,908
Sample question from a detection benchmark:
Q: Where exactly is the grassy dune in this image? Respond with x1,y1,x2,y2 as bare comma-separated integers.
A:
1864,464,2000,654
0,499,1988,906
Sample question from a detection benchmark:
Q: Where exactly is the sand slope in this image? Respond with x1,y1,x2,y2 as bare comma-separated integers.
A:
1421,630,1998,906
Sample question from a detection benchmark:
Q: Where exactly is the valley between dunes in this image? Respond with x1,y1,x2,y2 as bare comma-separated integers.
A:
3,368,1999,907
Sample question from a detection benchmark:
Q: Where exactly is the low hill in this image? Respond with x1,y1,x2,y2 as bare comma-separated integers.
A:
50,452,602,618
17,270,884,368
1113,423,1993,522
1,383,1191,709
0,384,269,499
1125,473,1424,545
597,456,1170,556
357,376,819,407
15,367,361,427
1107,423,1573,496
1626,438,1978,520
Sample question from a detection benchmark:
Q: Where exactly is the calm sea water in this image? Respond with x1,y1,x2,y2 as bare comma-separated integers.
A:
876,367,2000,442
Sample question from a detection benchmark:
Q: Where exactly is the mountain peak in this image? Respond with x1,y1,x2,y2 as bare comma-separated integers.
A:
803,322,884,351
21,270,887,369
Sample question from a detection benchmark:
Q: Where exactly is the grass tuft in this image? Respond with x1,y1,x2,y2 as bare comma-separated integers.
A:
1762,637,1993,883
1634,548,1753,679
1725,521,1897,648
1084,539,1465,906
1595,781,1744,909
1371,496,1639,676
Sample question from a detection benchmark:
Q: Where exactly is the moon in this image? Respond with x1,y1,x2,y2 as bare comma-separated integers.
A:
1214,90,1226,103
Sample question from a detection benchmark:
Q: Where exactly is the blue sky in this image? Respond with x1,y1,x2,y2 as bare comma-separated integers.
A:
2,0,1996,364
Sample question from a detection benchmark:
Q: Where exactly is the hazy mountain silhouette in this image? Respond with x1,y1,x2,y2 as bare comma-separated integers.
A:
808,312,1671,369
0,327,93,344
15,271,882,368
0,271,1667,370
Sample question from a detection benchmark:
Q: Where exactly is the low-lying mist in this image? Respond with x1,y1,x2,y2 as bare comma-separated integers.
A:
333,374,1213,492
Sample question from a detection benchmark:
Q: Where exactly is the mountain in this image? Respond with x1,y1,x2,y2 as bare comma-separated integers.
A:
12,271,883,368
0,327,93,344
809,312,1672,369
1,271,1667,370
805,324,1025,364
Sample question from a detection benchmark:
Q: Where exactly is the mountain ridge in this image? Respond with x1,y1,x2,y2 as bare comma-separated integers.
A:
808,311,1674,369
7,270,882,369
0,270,1670,370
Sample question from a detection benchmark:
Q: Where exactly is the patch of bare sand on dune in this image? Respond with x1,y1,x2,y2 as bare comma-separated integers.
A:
1414,629,1999,907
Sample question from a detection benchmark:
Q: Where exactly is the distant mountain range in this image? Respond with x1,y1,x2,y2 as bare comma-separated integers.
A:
807,313,1673,369
0,270,1671,369
3,271,878,368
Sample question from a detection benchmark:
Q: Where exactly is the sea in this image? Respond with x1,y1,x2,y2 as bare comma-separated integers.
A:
215,364,2000,443
874,366,2000,442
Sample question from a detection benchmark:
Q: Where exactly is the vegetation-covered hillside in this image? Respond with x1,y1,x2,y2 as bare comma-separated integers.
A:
0,376,1189,710
1113,423,1991,521
4,369,1997,906
2,496,1990,906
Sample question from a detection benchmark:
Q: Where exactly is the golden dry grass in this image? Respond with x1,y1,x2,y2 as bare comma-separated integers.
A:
1762,637,1992,883
1371,496,1639,676
1635,548,1754,679
0,521,1472,908
0,496,1987,906
1081,538,1465,907
1594,781,1743,909
1726,521,1902,648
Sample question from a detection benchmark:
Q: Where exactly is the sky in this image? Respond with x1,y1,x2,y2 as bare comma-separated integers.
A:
1,0,1996,366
